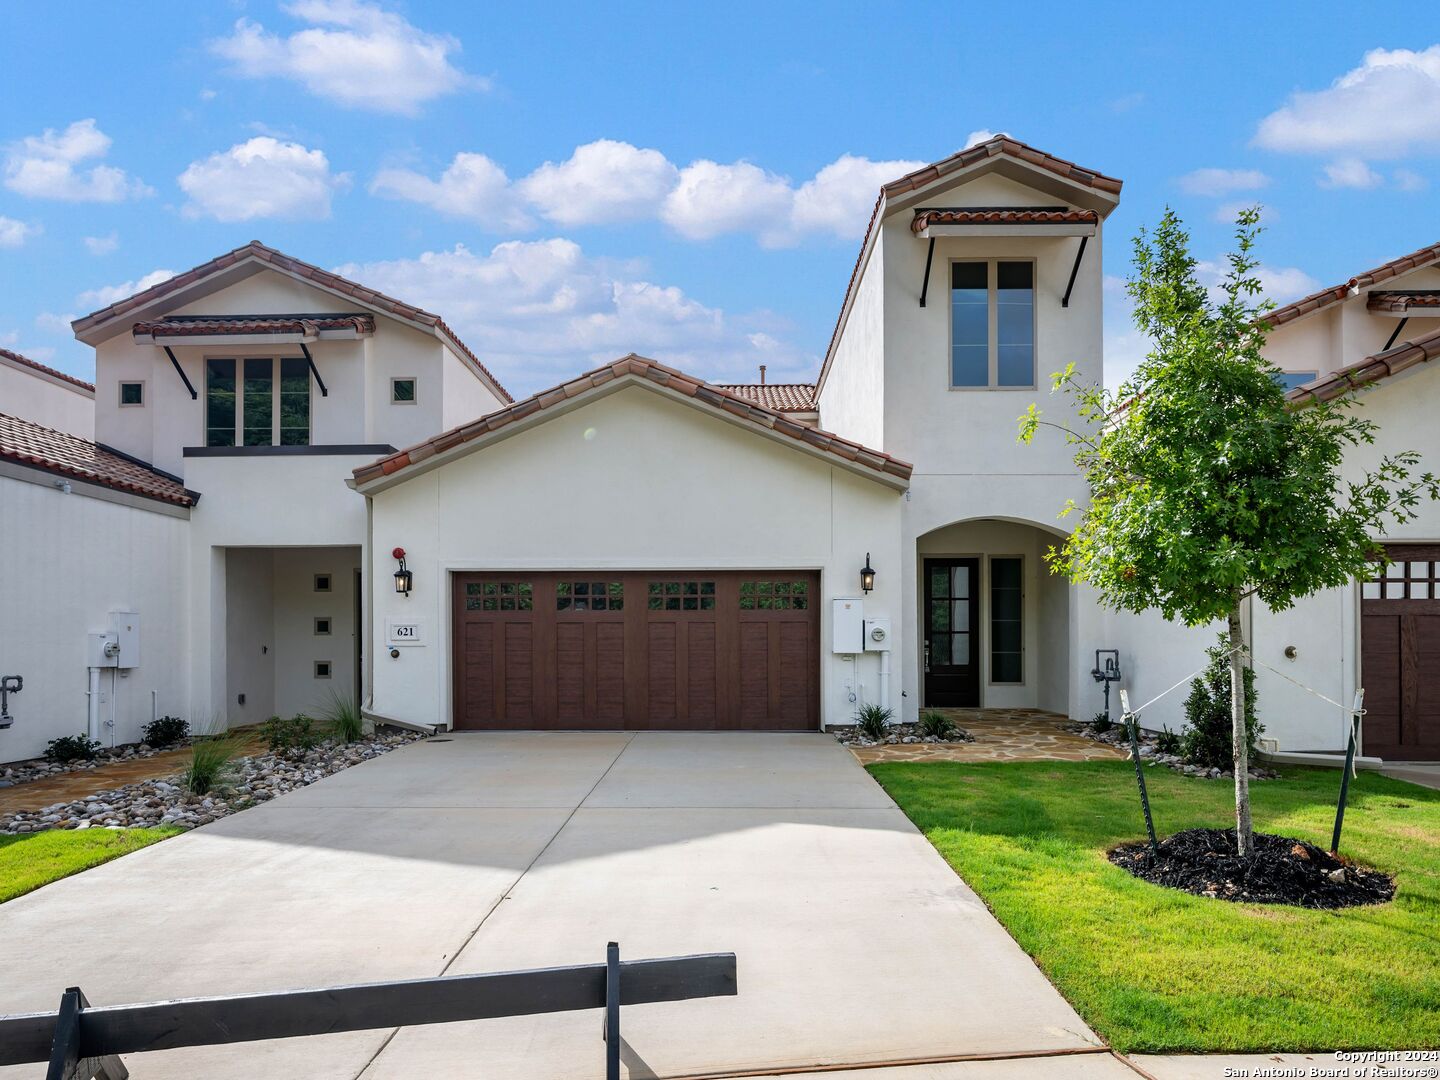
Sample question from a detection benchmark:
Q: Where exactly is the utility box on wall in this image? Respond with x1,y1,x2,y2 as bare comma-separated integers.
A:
110,610,139,669
863,617,892,652
832,598,864,653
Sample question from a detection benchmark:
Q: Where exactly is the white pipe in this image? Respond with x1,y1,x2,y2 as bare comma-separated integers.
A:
108,668,118,745
87,667,102,742
878,648,892,715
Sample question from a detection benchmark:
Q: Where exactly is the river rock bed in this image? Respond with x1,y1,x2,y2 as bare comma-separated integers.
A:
831,722,975,748
0,731,425,835
1110,827,1395,908
0,740,187,788
1067,721,1276,781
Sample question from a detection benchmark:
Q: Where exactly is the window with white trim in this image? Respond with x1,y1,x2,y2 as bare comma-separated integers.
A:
391,377,417,404
950,260,1036,388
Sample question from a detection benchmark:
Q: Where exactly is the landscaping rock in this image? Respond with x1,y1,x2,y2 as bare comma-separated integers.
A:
831,722,974,748
1066,721,1277,781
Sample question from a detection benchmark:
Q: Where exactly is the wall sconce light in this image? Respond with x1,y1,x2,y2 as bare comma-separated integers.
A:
393,546,412,597
860,553,876,593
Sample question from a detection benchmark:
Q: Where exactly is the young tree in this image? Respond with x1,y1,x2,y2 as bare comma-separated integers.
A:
1020,209,1438,855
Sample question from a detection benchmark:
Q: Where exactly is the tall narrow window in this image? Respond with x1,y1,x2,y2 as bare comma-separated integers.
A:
950,263,989,387
279,358,310,445
990,557,1023,683
243,358,273,446
950,260,1036,388
996,262,1034,386
206,358,236,447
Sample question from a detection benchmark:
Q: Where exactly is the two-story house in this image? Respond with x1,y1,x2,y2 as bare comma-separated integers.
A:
4,136,1435,765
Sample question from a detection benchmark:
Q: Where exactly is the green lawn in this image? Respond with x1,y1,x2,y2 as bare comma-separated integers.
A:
869,760,1440,1053
0,827,180,904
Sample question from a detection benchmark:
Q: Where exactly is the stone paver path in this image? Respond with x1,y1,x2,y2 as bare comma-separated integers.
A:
849,709,1126,765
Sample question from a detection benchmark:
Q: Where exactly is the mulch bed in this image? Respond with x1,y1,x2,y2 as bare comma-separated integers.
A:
1109,828,1395,908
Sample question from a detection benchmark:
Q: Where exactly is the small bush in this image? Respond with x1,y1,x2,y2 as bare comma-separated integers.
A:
856,703,893,740
142,715,189,747
44,734,103,764
916,710,956,739
1155,726,1181,755
264,714,319,757
182,734,241,795
1180,637,1262,770
321,691,363,744
1090,712,1112,735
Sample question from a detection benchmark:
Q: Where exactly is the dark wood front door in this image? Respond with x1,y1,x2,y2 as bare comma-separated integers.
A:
1361,547,1440,761
451,571,819,730
924,558,980,707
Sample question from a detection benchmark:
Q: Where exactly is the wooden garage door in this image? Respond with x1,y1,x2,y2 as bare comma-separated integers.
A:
1361,547,1440,761
452,571,819,730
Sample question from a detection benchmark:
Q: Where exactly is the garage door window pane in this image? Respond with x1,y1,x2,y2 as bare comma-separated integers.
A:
1386,581,1405,599
651,581,716,610
1411,582,1431,599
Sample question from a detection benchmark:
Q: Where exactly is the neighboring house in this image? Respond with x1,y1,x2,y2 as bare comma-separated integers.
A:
1106,246,1440,762
0,347,95,437
2,137,1436,765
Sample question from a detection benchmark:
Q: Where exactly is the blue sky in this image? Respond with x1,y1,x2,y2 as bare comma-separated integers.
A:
2,1,1438,396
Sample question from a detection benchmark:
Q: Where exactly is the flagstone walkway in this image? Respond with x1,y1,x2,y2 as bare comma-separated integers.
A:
848,709,1127,765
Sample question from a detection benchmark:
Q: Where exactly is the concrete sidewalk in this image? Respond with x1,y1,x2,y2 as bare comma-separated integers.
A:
0,731,1101,1078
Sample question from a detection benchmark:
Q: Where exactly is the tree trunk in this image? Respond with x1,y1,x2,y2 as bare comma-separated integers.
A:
1228,598,1254,856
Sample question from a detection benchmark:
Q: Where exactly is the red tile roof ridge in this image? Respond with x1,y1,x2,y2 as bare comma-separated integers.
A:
1265,241,1440,329
1286,323,1440,406
0,411,194,506
0,347,95,392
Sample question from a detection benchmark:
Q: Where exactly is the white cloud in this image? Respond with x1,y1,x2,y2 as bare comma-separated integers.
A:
83,233,118,255
334,240,816,396
1394,167,1429,192
210,0,482,116
1212,201,1269,224
370,152,530,230
1196,260,1322,306
178,137,349,222
75,269,176,311
34,311,75,334
791,153,926,237
1178,167,1270,197
3,119,151,202
1255,45,1440,157
660,160,796,245
1319,157,1383,190
0,217,38,248
518,140,678,226
964,129,1001,148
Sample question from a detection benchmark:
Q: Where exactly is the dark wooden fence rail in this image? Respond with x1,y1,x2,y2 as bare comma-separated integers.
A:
0,944,737,1080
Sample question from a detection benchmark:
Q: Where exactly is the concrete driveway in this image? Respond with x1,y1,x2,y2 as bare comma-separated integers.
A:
0,732,1105,1078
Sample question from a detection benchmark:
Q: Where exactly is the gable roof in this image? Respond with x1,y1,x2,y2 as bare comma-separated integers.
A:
1265,240,1440,329
132,313,377,340
0,412,195,506
70,240,512,403
1286,324,1440,406
716,382,817,413
816,137,1123,398
0,347,95,394
352,353,911,491
911,207,1099,233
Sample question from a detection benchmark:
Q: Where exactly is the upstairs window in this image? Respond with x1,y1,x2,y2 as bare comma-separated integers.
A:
119,381,144,406
950,260,1035,389
1272,370,1318,392
206,357,310,447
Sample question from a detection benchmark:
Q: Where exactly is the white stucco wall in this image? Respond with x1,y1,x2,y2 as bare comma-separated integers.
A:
272,546,360,719
817,230,885,447
0,358,95,438
365,383,905,730
0,471,188,762
440,344,506,431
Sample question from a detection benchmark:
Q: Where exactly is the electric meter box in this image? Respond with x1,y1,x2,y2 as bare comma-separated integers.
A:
832,598,864,653
110,610,140,669
863,617,893,652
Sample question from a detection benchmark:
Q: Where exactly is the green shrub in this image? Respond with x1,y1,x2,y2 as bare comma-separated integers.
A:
916,710,956,739
321,691,363,744
182,734,241,795
856,703,893,740
142,715,189,747
1090,712,1112,735
1179,638,1262,770
264,714,319,757
1155,726,1181,755
44,734,103,764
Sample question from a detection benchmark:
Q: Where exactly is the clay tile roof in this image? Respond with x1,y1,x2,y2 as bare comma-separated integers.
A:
818,137,1122,397
0,412,194,506
1265,241,1440,328
133,313,376,338
71,240,511,402
1366,291,1440,314
353,354,910,488
715,382,817,412
911,208,1099,233
0,347,95,392
1286,324,1440,407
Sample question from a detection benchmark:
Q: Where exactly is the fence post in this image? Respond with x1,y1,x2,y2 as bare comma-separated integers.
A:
604,942,620,1080
1331,690,1365,855
46,987,128,1080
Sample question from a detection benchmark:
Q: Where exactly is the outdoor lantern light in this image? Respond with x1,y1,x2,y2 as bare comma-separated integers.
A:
860,553,876,593
393,547,412,597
